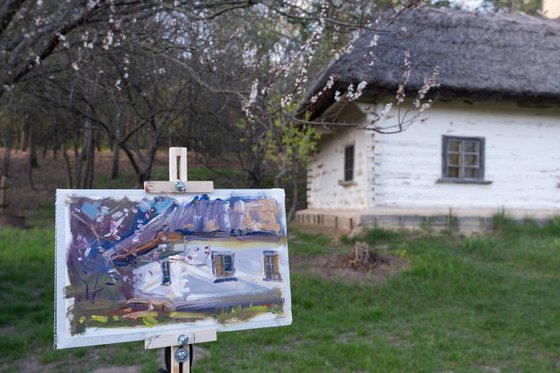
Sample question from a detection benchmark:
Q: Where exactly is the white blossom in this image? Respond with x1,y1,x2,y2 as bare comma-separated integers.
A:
249,79,259,104
87,0,99,10
242,44,258,69
102,30,114,50
334,90,342,102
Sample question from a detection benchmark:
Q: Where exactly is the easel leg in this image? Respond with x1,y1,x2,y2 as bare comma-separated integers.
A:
170,346,180,373
165,345,193,373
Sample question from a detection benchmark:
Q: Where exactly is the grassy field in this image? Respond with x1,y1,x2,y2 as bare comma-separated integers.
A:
1,212,559,372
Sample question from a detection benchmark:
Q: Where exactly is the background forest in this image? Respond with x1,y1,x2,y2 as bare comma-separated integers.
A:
0,0,543,220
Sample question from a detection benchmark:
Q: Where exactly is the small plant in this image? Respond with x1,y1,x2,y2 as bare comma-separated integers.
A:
441,208,459,236
364,227,399,243
339,234,353,245
419,217,433,234
543,216,560,235
490,208,517,233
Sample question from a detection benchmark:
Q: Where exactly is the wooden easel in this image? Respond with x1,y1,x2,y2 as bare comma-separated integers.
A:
144,147,217,373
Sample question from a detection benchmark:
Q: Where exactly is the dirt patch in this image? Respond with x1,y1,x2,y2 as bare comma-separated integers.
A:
338,241,396,271
290,250,408,285
290,222,348,241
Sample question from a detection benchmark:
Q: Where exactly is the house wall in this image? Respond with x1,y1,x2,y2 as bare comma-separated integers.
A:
544,0,560,18
307,104,375,210
372,101,560,211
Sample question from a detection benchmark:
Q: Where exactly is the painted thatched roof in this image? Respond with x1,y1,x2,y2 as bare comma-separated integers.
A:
303,7,560,119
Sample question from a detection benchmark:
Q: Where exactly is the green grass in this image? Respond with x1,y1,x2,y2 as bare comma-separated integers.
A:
1,221,559,372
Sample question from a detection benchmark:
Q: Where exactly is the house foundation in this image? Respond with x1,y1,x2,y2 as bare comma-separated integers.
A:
295,207,559,235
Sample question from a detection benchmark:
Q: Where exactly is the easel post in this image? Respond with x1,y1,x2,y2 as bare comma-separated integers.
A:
144,147,216,373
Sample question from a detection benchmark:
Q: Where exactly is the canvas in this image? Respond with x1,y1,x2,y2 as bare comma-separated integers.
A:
55,189,291,349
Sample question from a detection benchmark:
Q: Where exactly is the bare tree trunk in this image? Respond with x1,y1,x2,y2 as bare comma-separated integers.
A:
74,127,82,188
19,122,30,151
29,127,39,168
27,147,37,191
2,124,12,176
136,141,158,187
62,142,73,188
111,112,121,179
287,165,300,222
81,121,95,188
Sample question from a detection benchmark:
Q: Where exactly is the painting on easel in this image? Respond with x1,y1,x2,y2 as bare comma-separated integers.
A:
55,189,291,349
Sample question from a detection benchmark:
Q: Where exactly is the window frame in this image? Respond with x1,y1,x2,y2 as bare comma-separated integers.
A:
441,135,486,183
211,251,237,283
161,260,171,286
263,250,282,281
344,144,355,182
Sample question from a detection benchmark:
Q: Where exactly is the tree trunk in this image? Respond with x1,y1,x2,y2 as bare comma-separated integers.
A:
81,121,95,188
19,122,30,151
2,124,12,176
287,165,300,222
73,129,82,189
62,142,73,188
111,113,121,179
29,126,39,168
27,147,37,191
136,142,158,187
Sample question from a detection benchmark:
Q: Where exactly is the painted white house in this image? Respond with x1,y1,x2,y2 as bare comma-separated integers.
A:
296,7,560,233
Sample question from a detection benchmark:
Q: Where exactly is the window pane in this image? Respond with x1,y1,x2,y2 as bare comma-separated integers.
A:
344,145,354,181
224,255,233,272
447,167,459,178
464,141,479,153
447,140,460,152
447,154,460,166
464,155,479,166
463,167,480,179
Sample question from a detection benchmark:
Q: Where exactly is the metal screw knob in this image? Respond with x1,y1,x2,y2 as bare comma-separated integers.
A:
175,181,186,192
175,347,189,363
177,334,189,346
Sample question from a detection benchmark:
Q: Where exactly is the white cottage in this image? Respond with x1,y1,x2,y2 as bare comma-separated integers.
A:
296,7,560,233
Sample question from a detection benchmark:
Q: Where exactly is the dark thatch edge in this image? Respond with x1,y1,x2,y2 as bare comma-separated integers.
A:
301,7,560,120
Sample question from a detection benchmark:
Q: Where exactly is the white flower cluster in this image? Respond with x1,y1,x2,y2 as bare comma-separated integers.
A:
347,81,367,101
242,79,260,121
81,31,94,49
309,74,335,104
396,50,411,104
102,29,114,50
242,44,258,70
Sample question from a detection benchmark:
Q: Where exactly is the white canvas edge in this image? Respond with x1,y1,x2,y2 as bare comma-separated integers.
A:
54,188,292,349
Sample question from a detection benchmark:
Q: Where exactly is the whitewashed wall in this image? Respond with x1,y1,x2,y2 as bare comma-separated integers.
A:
372,101,560,210
307,104,375,210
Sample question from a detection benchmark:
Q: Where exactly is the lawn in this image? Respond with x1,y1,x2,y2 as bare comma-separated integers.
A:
1,215,559,372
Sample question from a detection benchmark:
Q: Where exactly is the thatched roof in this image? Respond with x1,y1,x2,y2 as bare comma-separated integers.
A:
303,7,560,119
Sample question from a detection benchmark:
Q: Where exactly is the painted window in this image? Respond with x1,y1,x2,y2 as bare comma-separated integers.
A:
442,136,485,181
263,251,282,281
211,252,236,282
161,260,171,285
344,144,354,182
